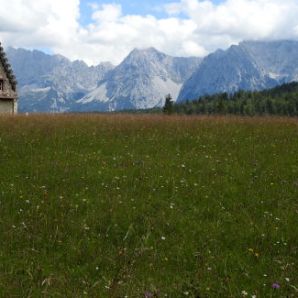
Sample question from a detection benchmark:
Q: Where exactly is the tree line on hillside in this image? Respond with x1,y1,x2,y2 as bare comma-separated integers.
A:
163,82,298,116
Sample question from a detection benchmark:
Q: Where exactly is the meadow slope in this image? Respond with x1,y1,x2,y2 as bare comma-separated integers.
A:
0,115,297,297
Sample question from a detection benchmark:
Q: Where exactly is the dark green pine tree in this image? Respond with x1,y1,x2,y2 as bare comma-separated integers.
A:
163,94,174,115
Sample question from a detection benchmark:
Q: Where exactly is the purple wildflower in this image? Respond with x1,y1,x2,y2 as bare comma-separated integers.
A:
272,283,280,289
144,291,154,298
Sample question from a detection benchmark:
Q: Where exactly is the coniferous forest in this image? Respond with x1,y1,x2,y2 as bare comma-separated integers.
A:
173,82,298,116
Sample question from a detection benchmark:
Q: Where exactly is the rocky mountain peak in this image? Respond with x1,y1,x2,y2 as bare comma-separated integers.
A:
7,40,298,113
177,40,298,102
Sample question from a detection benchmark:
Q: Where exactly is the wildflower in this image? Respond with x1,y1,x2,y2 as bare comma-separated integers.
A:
285,277,290,282
144,291,154,298
161,236,166,241
272,283,280,289
241,290,248,296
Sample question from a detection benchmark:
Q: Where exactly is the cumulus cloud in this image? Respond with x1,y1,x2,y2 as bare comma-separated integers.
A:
0,0,80,48
166,0,298,51
75,4,202,64
0,0,298,65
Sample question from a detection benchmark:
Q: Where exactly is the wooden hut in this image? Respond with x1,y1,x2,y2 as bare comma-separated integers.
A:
0,42,17,114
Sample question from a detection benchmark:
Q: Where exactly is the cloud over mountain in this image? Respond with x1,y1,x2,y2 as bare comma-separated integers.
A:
1,0,298,65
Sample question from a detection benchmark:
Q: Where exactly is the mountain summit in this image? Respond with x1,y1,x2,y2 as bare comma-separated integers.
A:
7,47,200,112
76,47,201,111
177,40,298,102
7,47,114,112
6,40,298,112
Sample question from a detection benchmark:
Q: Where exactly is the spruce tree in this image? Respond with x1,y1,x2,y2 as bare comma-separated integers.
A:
163,94,174,115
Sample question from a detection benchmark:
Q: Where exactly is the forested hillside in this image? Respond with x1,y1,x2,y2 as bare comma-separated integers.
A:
174,82,298,116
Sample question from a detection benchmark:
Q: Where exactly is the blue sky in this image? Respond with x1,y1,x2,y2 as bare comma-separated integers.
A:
80,0,224,25
80,0,178,24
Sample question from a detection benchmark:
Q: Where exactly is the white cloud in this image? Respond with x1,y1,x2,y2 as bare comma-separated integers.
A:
165,0,298,50
54,3,202,64
0,0,298,65
92,4,122,23
0,0,79,48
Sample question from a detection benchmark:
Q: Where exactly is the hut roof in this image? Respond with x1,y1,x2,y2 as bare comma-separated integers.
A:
0,42,17,92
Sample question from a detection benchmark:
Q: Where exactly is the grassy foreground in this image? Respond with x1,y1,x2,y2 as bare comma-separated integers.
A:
0,115,297,297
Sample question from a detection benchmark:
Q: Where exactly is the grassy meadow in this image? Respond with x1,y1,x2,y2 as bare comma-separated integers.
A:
0,114,297,297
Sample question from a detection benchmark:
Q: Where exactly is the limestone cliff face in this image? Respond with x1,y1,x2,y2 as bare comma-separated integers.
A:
7,47,113,113
7,40,298,112
177,40,298,102
76,48,202,111
7,47,201,112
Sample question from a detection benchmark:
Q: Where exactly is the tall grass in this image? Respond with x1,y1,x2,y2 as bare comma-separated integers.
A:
0,114,297,297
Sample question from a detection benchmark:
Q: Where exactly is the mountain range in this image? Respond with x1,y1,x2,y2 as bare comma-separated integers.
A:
6,40,298,112
177,40,298,102
75,48,201,112
7,48,113,112
7,47,200,112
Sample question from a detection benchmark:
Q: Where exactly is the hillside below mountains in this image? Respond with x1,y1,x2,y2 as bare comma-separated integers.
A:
175,81,298,116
